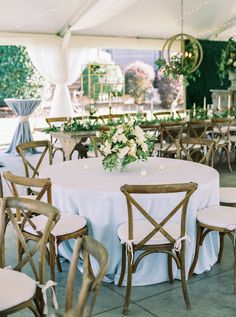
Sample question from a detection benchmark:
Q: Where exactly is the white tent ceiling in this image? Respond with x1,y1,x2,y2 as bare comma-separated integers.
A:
0,0,236,49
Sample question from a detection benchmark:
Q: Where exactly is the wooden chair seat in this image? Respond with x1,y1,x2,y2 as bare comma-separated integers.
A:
220,187,236,205
189,205,236,295
0,268,36,311
118,219,181,245
24,214,87,237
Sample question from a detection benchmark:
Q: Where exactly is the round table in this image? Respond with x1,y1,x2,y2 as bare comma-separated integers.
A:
41,157,220,285
4,98,41,155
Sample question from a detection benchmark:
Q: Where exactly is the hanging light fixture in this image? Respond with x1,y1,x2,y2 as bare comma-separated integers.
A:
156,0,203,83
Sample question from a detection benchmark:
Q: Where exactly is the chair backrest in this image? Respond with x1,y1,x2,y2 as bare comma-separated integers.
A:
61,236,108,317
46,117,70,127
3,170,51,199
177,137,215,166
211,117,233,142
159,121,187,154
0,196,60,284
16,140,52,179
120,182,197,247
187,119,211,138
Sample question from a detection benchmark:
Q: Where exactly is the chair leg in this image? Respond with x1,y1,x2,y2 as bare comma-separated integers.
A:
234,241,236,294
56,254,62,272
217,232,225,264
49,235,56,283
123,251,133,315
225,147,232,172
180,246,191,310
118,244,126,287
189,224,203,277
168,254,174,283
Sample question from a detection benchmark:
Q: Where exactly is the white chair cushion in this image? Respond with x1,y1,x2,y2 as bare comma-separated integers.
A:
24,214,87,236
229,135,236,143
0,268,36,311
220,187,236,204
117,219,181,245
197,206,236,229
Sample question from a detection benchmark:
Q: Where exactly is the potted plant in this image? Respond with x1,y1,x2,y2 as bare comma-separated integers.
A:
218,37,236,88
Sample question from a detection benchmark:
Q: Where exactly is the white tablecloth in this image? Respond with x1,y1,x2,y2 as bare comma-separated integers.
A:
41,157,220,285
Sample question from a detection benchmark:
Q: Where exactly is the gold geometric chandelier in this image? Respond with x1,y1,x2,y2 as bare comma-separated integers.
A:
161,0,203,76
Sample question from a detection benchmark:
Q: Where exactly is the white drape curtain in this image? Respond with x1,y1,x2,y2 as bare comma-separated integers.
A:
27,43,92,117
26,0,139,117
70,0,139,31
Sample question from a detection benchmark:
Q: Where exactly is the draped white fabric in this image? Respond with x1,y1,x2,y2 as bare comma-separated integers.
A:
70,0,139,31
27,44,93,117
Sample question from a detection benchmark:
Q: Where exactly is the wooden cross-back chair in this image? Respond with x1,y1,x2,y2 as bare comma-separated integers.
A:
46,117,69,161
189,204,236,297
117,182,198,314
187,119,211,139
211,117,233,171
2,171,51,219
16,140,52,194
177,137,215,166
46,117,88,160
158,121,187,157
2,171,88,284
0,196,60,317
53,236,108,317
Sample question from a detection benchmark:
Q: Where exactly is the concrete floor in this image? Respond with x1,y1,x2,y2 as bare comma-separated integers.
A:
1,151,236,317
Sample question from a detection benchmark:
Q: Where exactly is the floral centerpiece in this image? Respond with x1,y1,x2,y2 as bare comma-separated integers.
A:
93,122,154,171
218,37,236,83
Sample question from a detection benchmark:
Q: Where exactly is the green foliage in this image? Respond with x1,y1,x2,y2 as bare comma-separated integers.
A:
218,37,236,83
186,40,230,109
155,41,201,86
0,46,45,105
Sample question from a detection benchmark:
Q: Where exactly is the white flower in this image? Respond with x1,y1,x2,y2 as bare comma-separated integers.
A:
116,127,124,135
134,126,145,145
118,146,130,159
96,131,100,137
129,145,137,157
117,134,127,143
141,143,148,152
228,58,233,65
103,140,112,155
233,61,236,67
112,134,118,143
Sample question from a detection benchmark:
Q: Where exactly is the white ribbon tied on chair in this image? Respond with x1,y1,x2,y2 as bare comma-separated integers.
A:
227,224,236,245
120,238,135,264
18,115,29,122
174,235,191,252
37,280,58,314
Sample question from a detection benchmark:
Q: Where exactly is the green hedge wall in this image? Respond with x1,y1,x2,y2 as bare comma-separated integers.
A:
0,46,45,106
186,39,230,108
